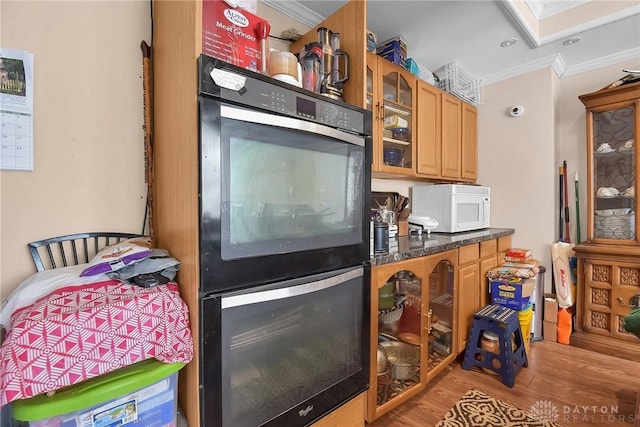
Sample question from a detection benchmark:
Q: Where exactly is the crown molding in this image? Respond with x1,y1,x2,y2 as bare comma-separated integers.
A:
259,0,324,28
482,54,560,85
537,5,640,46
500,1,639,49
498,0,540,48
562,47,640,77
482,48,640,85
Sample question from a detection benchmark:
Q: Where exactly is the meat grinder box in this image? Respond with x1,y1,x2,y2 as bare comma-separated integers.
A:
490,276,535,311
202,0,268,72
12,359,184,427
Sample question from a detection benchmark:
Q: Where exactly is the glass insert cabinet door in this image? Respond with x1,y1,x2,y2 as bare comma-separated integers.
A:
366,52,416,176
367,250,457,422
586,97,638,243
592,106,635,240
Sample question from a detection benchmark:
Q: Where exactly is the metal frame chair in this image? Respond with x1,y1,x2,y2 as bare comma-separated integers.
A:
28,232,141,272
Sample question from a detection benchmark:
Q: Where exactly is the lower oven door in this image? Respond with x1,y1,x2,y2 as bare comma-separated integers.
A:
200,265,370,427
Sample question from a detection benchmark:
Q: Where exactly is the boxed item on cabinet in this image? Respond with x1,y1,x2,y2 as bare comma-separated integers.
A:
202,0,269,72
377,36,408,57
367,29,377,53
489,277,535,311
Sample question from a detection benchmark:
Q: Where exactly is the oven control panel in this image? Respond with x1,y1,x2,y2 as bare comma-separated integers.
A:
200,55,368,135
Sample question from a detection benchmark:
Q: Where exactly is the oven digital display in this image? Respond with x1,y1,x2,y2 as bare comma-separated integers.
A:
296,96,316,119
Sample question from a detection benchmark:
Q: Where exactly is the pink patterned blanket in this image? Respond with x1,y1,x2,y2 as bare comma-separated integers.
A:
0,280,193,407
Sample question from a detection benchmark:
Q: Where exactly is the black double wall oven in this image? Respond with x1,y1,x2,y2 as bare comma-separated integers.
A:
197,56,372,427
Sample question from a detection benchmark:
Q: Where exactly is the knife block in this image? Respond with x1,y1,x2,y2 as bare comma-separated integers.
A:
397,220,408,236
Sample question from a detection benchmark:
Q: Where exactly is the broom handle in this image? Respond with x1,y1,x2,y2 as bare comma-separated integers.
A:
559,167,564,241
563,161,570,243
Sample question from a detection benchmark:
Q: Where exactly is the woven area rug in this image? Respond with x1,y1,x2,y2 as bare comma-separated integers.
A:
436,389,563,427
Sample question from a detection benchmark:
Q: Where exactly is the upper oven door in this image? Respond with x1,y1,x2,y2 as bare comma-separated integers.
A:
200,98,371,293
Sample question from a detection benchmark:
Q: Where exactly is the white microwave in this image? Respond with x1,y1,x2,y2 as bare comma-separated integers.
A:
411,184,490,233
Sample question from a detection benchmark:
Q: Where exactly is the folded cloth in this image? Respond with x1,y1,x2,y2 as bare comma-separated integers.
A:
0,280,193,407
0,264,112,328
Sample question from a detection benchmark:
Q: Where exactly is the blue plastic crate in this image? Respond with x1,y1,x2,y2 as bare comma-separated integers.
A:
379,50,405,66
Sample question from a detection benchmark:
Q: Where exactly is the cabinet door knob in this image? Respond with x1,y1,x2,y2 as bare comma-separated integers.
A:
618,295,640,309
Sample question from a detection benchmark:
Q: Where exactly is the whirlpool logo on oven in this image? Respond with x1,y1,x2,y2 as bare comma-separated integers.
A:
224,8,249,27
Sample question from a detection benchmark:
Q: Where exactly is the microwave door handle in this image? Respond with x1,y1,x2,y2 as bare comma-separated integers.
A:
220,104,365,147
483,199,489,223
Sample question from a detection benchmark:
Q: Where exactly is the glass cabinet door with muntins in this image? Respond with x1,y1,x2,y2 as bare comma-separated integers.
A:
592,105,635,240
368,258,426,422
581,82,640,244
423,249,457,381
366,52,416,177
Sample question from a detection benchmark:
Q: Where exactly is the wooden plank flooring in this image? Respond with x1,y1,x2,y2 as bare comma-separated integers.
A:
368,340,640,426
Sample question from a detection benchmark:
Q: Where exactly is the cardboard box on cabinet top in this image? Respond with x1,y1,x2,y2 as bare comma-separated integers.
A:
202,0,269,72
490,276,535,311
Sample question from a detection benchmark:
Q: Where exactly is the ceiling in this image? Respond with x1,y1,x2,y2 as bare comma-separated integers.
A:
261,0,640,85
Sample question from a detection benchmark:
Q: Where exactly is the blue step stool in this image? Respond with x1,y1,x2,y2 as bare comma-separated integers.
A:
462,304,528,388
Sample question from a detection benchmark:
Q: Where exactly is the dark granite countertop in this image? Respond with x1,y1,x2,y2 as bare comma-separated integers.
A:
371,228,515,266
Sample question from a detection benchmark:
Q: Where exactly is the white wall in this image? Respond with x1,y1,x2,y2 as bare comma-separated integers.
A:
1,1,152,297
478,68,557,290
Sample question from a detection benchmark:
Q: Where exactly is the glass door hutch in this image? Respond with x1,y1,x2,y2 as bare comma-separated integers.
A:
573,81,640,362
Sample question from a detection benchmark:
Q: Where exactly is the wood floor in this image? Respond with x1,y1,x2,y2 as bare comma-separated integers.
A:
368,340,640,427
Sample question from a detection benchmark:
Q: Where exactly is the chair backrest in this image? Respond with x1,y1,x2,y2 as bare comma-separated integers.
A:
28,232,142,272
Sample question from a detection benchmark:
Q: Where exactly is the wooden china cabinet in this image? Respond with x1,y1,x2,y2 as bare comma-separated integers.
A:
573,81,640,362
367,249,457,422
366,52,417,176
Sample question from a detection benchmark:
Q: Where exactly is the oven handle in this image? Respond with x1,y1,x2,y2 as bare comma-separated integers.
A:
221,267,363,309
221,104,365,147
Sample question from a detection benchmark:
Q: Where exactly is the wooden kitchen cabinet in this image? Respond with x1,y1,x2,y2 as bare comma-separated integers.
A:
456,244,480,353
311,393,365,427
366,52,417,177
368,258,426,422
416,82,477,182
456,236,511,354
368,250,457,422
441,91,462,180
573,81,640,362
425,250,458,382
461,101,478,181
416,80,442,178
